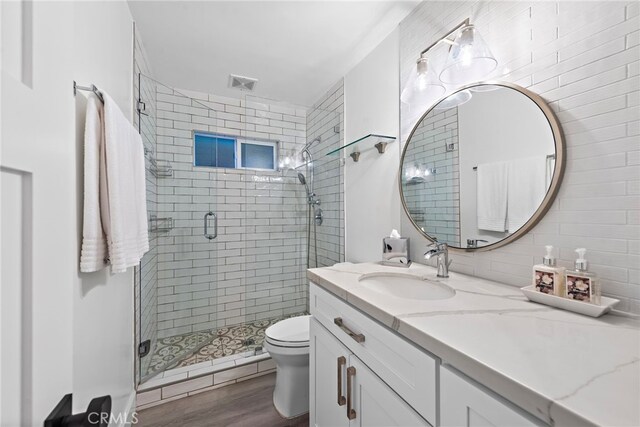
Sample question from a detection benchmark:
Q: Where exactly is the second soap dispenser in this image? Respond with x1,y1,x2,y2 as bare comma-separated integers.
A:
566,248,601,304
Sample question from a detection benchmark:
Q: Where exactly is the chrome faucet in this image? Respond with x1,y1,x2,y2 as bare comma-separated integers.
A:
424,242,451,278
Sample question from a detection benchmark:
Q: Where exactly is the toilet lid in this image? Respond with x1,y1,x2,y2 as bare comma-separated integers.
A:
265,315,311,345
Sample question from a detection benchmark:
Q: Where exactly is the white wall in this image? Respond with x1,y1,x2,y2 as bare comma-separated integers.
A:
398,1,640,313
73,0,137,421
344,29,401,263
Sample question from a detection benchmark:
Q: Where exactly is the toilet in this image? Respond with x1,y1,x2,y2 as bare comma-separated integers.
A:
263,315,311,418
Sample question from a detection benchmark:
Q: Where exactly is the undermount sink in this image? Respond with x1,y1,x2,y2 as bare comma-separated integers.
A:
357,272,456,301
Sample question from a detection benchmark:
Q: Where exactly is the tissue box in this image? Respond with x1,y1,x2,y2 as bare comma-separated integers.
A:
382,237,411,267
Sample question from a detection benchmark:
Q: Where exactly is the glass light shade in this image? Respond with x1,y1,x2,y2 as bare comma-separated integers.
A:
469,84,501,92
439,25,497,85
434,89,472,110
401,57,446,106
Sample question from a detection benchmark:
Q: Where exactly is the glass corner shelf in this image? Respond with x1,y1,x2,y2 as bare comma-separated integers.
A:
326,133,396,157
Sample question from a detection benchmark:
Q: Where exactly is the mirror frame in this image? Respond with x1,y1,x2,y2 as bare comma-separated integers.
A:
399,81,566,252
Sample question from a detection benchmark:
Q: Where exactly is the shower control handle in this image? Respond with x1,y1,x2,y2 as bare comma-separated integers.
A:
337,356,346,406
204,211,217,240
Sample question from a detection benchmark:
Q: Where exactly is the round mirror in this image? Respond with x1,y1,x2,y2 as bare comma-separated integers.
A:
400,82,565,251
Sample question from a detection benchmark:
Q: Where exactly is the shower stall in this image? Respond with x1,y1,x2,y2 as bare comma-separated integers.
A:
134,73,344,384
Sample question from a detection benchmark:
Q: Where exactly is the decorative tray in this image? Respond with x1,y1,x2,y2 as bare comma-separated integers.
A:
521,285,620,318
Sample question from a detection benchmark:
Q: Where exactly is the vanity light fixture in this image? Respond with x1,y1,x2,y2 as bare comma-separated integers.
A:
439,24,497,85
400,56,445,106
433,89,472,110
401,19,497,108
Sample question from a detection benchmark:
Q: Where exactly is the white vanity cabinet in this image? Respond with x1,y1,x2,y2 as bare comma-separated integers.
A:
440,366,540,427
310,283,437,426
310,282,547,427
310,317,430,427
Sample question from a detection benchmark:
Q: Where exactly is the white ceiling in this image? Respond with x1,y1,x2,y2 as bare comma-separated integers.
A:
128,1,419,106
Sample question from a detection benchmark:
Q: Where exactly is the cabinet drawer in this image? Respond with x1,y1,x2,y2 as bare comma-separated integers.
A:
310,283,437,426
440,366,541,427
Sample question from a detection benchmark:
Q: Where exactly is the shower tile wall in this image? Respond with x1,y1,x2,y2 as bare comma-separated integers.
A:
402,107,460,246
306,80,346,267
153,87,308,339
134,36,158,379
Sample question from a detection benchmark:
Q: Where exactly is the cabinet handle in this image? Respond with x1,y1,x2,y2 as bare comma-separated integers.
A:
337,356,346,406
334,317,365,343
346,366,356,420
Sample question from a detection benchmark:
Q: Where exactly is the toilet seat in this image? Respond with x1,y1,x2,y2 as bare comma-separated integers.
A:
265,315,310,348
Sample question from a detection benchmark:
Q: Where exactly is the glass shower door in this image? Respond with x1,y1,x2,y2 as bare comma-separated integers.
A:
137,75,225,382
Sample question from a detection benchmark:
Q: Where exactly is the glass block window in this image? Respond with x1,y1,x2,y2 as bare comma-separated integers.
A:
194,132,277,171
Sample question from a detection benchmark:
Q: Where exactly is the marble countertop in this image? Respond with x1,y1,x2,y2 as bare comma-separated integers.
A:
308,262,640,427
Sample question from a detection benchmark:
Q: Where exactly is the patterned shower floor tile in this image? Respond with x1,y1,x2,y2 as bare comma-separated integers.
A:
143,313,306,379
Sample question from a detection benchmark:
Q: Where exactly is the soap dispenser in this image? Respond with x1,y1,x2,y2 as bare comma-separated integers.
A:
533,245,565,296
565,248,601,304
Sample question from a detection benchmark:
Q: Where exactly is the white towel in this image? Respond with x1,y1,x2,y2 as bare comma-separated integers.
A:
80,94,108,272
101,92,149,273
507,156,548,232
477,161,508,232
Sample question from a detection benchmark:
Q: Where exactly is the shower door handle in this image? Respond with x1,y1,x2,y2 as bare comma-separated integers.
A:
204,211,217,240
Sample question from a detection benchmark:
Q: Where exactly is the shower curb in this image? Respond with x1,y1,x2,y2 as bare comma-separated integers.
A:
136,353,276,410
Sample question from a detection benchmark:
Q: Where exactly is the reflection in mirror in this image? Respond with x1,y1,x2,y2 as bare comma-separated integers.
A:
401,83,563,250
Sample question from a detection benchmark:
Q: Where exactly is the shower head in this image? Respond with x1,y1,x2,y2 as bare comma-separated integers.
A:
302,136,321,152
297,172,312,198
297,172,306,185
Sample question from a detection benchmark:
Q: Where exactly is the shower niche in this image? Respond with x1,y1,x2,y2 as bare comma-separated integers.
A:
134,73,344,385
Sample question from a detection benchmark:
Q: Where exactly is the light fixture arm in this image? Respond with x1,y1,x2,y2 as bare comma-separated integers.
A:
419,18,470,56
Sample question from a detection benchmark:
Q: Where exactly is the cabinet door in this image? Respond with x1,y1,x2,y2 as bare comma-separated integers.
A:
349,356,430,427
310,317,351,427
440,366,540,427
311,283,437,424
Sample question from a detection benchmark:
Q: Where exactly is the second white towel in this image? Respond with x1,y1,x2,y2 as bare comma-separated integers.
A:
507,156,548,232
102,92,149,273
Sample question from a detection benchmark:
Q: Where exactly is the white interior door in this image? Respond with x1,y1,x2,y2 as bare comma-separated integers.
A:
1,1,76,425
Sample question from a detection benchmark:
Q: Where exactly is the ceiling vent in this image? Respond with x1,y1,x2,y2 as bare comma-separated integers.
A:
228,74,258,92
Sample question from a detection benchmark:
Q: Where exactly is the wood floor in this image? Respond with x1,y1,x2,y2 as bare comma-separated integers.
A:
136,373,309,427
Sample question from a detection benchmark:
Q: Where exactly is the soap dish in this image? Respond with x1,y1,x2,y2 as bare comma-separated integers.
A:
521,285,619,318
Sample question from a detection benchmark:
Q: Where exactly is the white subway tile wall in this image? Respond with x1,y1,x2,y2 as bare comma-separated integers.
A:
152,87,310,339
403,107,460,246
306,80,346,267
400,1,640,313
